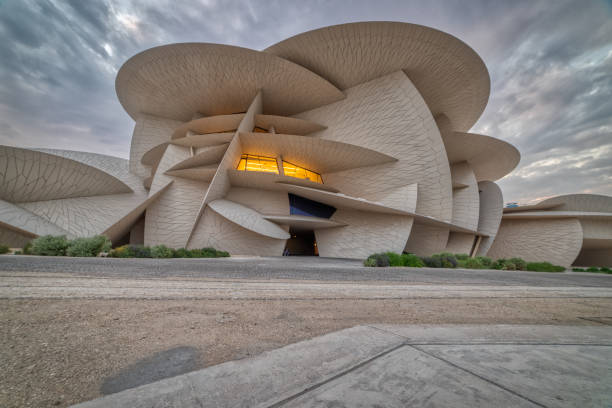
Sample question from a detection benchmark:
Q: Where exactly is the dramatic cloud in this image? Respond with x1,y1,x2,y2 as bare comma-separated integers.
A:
0,0,610,203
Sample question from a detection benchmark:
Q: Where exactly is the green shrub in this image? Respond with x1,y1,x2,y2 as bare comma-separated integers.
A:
109,245,130,258
173,248,191,258
363,257,377,267
401,253,425,267
475,256,493,268
0,245,9,254
364,253,390,267
587,266,600,272
198,247,220,258
525,262,565,272
508,257,527,271
31,235,69,256
454,253,470,261
128,245,152,258
14,250,22,255
421,256,442,268
462,257,485,269
216,250,230,258
600,267,612,274
572,267,585,272
385,252,404,267
431,253,457,268
151,245,174,258
23,242,33,255
493,258,525,270
66,235,111,257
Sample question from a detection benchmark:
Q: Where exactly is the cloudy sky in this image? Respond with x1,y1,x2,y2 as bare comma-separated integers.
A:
0,0,610,204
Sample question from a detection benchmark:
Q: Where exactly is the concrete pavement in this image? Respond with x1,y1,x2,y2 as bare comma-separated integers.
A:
72,325,612,408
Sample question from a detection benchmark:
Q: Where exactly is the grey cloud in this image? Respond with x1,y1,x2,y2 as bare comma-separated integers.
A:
0,0,610,201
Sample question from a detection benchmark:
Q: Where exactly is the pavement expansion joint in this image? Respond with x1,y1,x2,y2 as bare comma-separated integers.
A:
265,342,407,408
408,344,549,408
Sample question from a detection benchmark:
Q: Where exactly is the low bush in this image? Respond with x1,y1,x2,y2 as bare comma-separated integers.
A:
492,257,527,271
31,235,70,256
421,256,442,268
23,242,33,255
109,245,130,258
66,235,111,257
385,251,403,267
151,245,174,258
525,262,565,272
573,266,612,274
430,253,458,268
508,257,527,271
401,253,425,267
600,267,612,274
454,253,470,261
475,256,493,268
461,257,485,269
572,267,585,272
0,245,9,254
14,250,22,255
127,245,152,258
363,253,390,267
587,266,601,272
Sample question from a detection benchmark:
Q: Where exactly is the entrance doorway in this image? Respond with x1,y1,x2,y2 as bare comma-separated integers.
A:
284,228,318,256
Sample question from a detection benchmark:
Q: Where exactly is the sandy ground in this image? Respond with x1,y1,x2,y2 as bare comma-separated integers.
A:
2,272,612,407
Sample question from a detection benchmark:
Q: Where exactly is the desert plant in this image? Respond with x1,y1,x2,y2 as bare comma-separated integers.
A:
431,253,457,268
23,241,33,255
600,267,612,273
421,256,442,268
385,252,404,266
587,266,600,272
0,245,9,254
508,257,527,271
572,267,585,272
109,245,130,258
173,248,191,258
31,235,69,256
215,250,230,257
151,245,174,258
525,262,565,272
400,253,425,267
66,235,111,257
364,253,390,267
14,250,22,255
475,256,493,268
127,245,152,258
454,253,470,261
462,257,485,269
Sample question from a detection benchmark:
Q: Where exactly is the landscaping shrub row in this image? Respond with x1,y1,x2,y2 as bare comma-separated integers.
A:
572,266,612,274
364,252,566,272
109,244,229,258
11,235,229,258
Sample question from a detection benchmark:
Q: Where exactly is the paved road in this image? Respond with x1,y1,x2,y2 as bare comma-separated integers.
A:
1,255,611,287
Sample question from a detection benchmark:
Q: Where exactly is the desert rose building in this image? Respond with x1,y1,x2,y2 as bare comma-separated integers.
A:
1,22,609,266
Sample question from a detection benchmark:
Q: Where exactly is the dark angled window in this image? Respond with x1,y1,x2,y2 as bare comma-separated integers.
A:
289,193,336,218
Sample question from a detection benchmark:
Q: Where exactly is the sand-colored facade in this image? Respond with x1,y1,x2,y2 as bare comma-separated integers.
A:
488,194,612,267
4,20,576,261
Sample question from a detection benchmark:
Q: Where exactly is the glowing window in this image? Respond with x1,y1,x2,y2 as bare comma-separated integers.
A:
282,161,323,184
236,154,279,174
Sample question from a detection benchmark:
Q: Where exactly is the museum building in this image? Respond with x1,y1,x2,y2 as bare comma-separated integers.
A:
5,22,606,266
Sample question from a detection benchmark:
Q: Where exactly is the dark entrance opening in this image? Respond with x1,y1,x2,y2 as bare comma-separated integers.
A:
284,228,318,256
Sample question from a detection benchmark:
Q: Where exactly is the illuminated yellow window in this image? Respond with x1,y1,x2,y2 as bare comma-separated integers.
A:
236,154,279,174
282,161,323,183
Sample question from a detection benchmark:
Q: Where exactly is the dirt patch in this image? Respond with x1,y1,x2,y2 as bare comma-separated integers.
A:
2,297,612,407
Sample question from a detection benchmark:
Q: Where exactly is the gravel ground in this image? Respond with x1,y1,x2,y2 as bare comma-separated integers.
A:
1,256,612,407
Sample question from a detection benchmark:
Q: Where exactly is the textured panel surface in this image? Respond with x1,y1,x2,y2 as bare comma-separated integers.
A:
225,187,289,215
144,145,208,247
116,43,345,121
487,218,583,266
443,132,520,182
129,114,183,179
172,114,244,140
0,146,132,202
208,199,290,239
445,232,475,254
296,71,452,222
476,181,504,256
450,163,480,230
188,207,286,256
315,210,413,258
0,226,33,247
171,133,234,148
266,21,489,131
535,194,612,213
254,115,325,135
0,199,68,237
404,223,449,256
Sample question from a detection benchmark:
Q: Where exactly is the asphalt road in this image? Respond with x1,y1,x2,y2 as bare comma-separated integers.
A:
1,255,611,287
